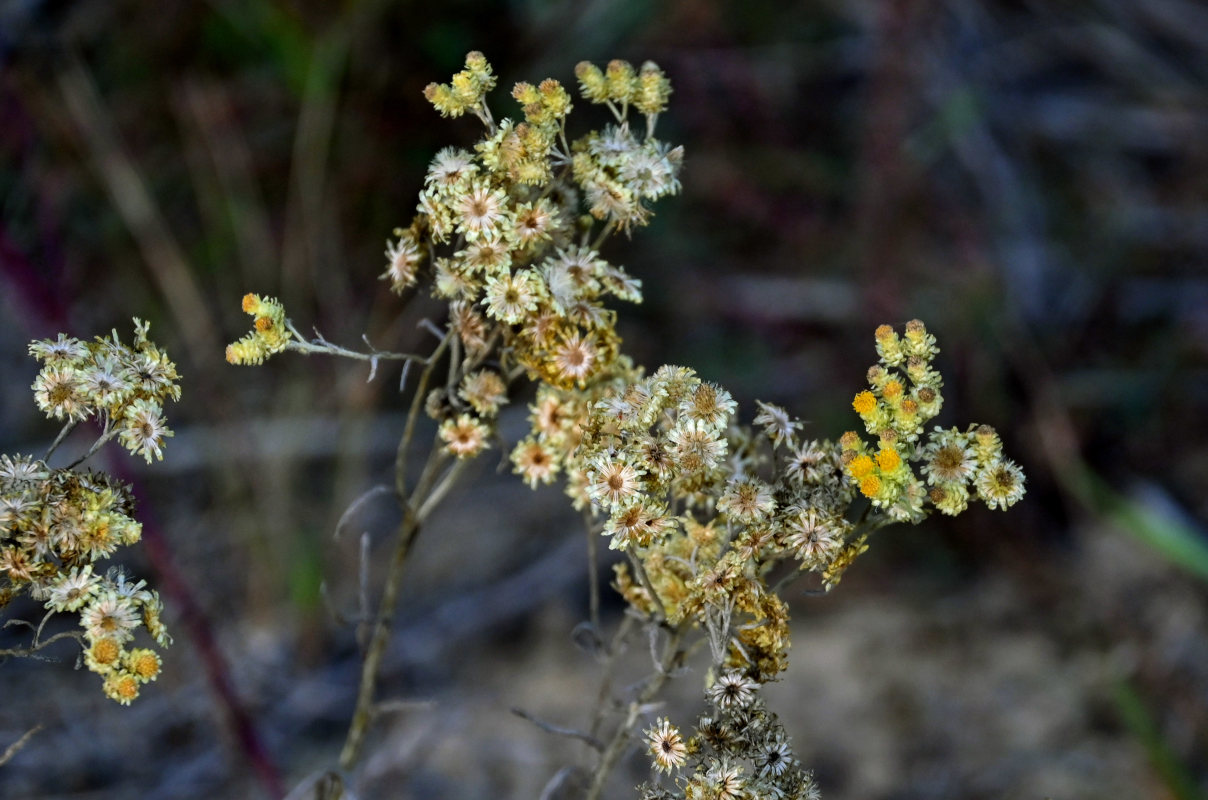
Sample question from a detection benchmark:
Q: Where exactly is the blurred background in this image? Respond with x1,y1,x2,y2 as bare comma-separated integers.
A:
2,1,1207,798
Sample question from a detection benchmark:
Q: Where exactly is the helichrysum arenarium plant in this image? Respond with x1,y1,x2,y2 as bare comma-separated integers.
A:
0,51,1022,797
2,320,176,704
221,51,1026,798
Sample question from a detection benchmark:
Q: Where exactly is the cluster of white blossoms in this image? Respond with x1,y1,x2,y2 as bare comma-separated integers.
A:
3,321,178,702
30,320,180,463
216,53,1029,797
841,321,1025,520
228,53,684,468
642,672,820,800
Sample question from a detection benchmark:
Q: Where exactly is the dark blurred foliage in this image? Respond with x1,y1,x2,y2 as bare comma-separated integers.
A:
1,1,1207,798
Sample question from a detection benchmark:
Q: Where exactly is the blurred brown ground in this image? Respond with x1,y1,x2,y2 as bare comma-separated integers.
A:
2,1,1207,798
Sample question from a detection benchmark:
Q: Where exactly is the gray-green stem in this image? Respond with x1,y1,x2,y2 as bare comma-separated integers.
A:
44,420,78,461
338,330,456,771
338,449,468,770
585,627,685,800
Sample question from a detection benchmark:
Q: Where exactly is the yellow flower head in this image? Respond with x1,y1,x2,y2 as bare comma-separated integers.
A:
634,62,672,115
103,672,141,705
604,59,636,103
848,454,875,479
90,637,121,667
852,391,876,416
574,61,608,103
876,447,902,473
126,648,162,682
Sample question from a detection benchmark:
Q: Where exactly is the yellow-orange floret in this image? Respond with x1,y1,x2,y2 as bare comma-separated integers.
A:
90,638,121,667
103,672,141,705
848,455,875,479
128,649,162,682
876,447,901,472
859,475,882,498
852,391,877,416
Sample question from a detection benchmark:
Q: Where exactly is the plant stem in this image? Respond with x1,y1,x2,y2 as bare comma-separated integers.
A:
44,420,78,461
64,423,118,470
285,326,423,364
585,627,685,800
0,629,84,658
395,332,452,499
589,220,617,252
589,614,636,740
338,329,456,771
337,451,468,769
584,510,601,634
626,547,666,622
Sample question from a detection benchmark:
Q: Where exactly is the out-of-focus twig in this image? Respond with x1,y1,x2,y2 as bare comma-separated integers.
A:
511,707,604,751
56,56,220,367
0,724,43,768
116,463,286,800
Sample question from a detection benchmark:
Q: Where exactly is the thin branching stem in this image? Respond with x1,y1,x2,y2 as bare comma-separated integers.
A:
339,474,422,769
0,630,84,659
585,627,685,800
285,323,422,365
625,546,666,623
583,510,601,635
445,333,462,404
589,614,637,740
395,331,452,500
339,329,459,771
511,707,604,751
0,724,44,768
44,420,78,461
338,445,469,769
588,220,617,252
64,422,117,470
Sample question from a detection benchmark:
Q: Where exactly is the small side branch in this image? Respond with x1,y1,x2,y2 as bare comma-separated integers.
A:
511,707,604,751
585,627,686,800
0,724,44,768
0,629,84,660
284,322,423,374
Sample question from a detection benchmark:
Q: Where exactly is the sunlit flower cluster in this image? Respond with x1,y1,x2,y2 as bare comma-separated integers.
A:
212,53,1029,797
29,320,180,463
5,322,177,702
225,293,292,366
839,320,1025,519
562,363,852,679
226,53,683,473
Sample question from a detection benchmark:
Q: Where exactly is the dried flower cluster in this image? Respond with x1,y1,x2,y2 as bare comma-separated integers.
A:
587,324,1024,796
3,321,176,703
641,673,821,800
218,52,1027,795
30,320,180,462
226,51,682,467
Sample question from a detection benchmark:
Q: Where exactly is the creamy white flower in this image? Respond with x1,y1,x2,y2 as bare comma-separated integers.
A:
81,593,141,644
44,565,100,612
